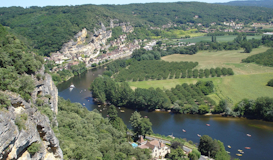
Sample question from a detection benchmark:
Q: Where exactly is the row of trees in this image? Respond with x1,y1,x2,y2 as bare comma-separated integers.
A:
114,60,234,82
242,48,273,67
90,76,216,112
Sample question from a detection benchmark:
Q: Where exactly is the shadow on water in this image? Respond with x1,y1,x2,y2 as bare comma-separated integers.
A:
58,66,273,160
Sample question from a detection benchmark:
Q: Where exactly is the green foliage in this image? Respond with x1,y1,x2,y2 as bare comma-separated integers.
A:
242,48,273,67
129,111,153,139
27,142,41,155
15,113,28,131
0,6,145,56
0,92,11,109
57,97,150,159
198,105,210,114
234,97,273,121
102,2,273,26
198,135,229,159
267,79,273,87
0,25,41,101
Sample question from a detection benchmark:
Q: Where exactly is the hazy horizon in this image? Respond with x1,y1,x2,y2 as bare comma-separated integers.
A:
1,0,233,8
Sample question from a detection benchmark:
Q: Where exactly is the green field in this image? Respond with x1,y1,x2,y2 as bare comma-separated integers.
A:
129,46,273,105
179,35,262,43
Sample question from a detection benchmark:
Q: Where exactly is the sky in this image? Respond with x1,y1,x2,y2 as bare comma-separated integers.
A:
1,0,233,8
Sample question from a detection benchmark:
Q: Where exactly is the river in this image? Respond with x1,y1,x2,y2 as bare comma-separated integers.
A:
57,67,273,160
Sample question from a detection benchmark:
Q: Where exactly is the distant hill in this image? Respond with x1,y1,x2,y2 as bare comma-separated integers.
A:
1,2,273,56
217,0,273,8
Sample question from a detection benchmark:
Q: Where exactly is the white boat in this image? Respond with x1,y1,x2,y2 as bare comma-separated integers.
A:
70,84,75,88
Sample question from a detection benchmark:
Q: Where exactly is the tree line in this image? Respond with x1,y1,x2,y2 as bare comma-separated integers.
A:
242,48,273,67
90,76,216,113
233,97,273,121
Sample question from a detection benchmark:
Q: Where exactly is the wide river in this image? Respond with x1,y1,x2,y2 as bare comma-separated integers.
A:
58,67,273,160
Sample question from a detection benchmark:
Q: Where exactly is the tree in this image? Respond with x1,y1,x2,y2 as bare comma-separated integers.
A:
267,79,273,87
198,135,213,157
140,118,153,139
129,111,153,139
129,111,143,139
198,105,209,114
242,42,252,53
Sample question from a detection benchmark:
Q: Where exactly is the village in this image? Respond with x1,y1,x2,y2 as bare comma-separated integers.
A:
45,19,150,72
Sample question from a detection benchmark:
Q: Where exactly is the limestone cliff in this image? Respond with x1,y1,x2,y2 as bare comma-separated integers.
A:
58,20,134,60
0,67,63,160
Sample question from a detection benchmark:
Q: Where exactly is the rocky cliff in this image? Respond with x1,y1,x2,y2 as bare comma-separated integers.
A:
0,68,63,160
58,20,133,60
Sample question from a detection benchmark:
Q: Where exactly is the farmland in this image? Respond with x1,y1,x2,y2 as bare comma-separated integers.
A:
129,46,273,105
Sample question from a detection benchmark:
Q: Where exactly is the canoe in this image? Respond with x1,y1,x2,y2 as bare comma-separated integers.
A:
236,154,242,156
206,124,210,126
247,134,251,137
182,129,186,132
228,145,231,148
245,147,251,149
120,110,125,112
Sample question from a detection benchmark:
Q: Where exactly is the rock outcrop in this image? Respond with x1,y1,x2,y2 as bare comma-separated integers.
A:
56,19,134,61
0,91,63,160
32,65,58,115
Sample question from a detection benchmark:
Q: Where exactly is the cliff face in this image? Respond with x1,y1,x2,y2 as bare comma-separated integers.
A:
0,68,63,160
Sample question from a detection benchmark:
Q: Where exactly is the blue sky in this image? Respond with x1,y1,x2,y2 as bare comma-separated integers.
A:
1,0,232,8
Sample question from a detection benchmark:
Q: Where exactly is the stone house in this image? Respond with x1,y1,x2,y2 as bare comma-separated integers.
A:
137,136,170,159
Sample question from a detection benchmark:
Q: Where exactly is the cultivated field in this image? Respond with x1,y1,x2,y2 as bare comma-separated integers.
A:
179,35,262,43
129,46,273,105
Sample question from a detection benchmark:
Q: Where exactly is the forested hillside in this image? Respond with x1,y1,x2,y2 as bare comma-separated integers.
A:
0,5,147,56
0,24,43,100
102,2,273,26
57,97,152,160
218,0,273,8
1,2,273,56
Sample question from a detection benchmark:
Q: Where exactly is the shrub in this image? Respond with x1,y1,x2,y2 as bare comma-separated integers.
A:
27,142,41,155
267,79,273,87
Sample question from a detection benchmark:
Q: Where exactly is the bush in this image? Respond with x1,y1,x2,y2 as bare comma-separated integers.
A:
36,73,42,81
267,79,273,87
15,113,28,131
27,142,41,155
0,93,11,109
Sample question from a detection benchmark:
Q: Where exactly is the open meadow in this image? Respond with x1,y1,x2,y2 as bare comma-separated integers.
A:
129,46,273,105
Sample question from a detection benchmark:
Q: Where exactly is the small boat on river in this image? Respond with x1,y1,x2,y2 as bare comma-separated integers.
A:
238,149,243,152
197,134,201,137
206,124,210,126
228,145,231,148
120,110,125,113
70,84,75,88
182,129,186,132
245,147,251,149
247,134,251,137
236,154,242,156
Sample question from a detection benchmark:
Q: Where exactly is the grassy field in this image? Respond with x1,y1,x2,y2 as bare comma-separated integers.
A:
161,46,273,75
129,46,273,105
179,35,262,43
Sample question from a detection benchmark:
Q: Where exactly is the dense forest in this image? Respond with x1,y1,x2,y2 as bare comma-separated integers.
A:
218,0,273,9
0,5,146,56
90,75,216,113
0,24,43,100
1,2,273,56
56,97,152,160
102,2,273,26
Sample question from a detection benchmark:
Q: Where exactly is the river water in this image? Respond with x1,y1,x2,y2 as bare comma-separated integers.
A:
57,67,273,160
